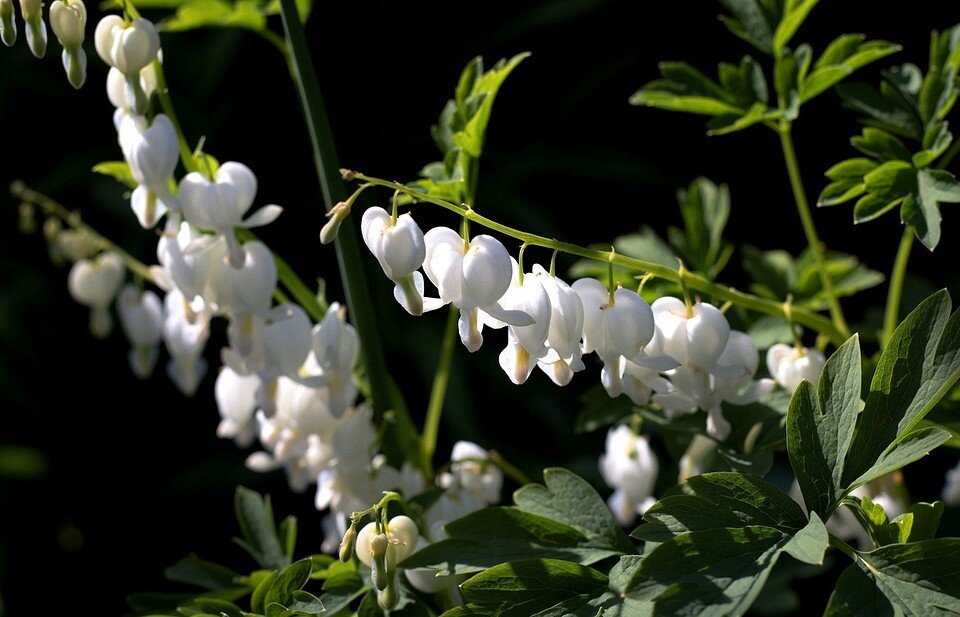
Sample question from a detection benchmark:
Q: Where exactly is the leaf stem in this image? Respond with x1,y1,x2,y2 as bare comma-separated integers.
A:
421,306,459,474
347,171,847,345
828,533,858,561
881,226,914,348
489,451,533,486
277,0,412,435
777,121,851,339
12,181,155,282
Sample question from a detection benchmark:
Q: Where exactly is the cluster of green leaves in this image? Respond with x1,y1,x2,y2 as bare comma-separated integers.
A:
101,0,313,33
570,177,733,299
407,54,528,205
631,0,898,134
819,24,960,249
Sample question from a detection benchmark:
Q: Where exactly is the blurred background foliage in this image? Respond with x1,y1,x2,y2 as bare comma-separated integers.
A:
2,0,960,613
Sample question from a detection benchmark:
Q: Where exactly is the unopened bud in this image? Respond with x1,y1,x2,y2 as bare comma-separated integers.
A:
43,217,62,242
377,576,399,611
0,0,16,47
339,523,357,563
18,0,46,58
339,168,355,181
50,0,87,88
18,202,36,234
320,201,351,244
370,533,390,591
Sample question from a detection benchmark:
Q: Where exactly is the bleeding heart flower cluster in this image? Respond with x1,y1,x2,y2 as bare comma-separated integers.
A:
359,207,784,441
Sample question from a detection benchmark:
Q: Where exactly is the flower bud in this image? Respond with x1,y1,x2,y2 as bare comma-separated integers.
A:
377,577,399,611
339,523,357,563
370,532,389,591
117,285,163,378
18,0,46,57
68,251,125,338
766,343,826,393
320,201,350,244
18,202,35,234
0,0,16,47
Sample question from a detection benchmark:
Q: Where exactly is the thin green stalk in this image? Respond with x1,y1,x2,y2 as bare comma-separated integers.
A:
938,137,960,170
421,307,459,473
490,451,533,486
882,226,914,347
277,0,409,432
828,533,858,561
13,181,155,281
348,171,847,346
777,122,851,339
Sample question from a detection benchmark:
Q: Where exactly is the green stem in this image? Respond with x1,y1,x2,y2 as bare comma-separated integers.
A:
277,0,407,430
777,122,851,339
882,226,914,347
490,451,533,486
153,60,200,176
348,172,847,346
13,181,155,282
828,533,858,561
421,307,459,473
938,137,960,170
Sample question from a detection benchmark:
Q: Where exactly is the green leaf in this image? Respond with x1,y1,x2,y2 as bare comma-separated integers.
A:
802,36,901,102
843,291,960,489
451,53,529,158
626,525,792,615
92,160,137,189
708,101,775,136
781,513,829,566
848,426,951,488
164,554,242,590
853,129,913,162
632,472,807,542
460,559,608,614
718,0,775,54
828,540,960,615
909,168,960,250
399,507,620,576
264,559,312,607
251,571,279,614
671,177,732,275
772,0,819,52
786,335,861,517
234,487,289,570
513,467,635,555
161,0,267,33
837,82,923,140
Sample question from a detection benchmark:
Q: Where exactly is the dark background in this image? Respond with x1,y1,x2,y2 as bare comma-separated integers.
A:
2,0,960,614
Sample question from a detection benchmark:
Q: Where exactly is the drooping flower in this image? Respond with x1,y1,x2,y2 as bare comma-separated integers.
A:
18,0,45,57
117,113,179,228
154,219,227,303
488,261,552,385
599,425,658,526
361,206,439,316
529,265,585,386
437,441,503,506
207,240,278,318
178,162,282,267
162,287,210,396
116,285,163,378
67,251,125,338
48,0,86,88
355,515,419,571
766,343,826,393
0,0,16,47
422,227,532,352
95,16,160,113
652,297,741,376
307,303,360,418
214,366,261,446
106,64,157,115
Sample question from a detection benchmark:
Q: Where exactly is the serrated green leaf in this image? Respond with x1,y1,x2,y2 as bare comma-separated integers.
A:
843,291,960,488
787,335,861,517
513,467,635,555
853,128,913,162
820,178,867,206
803,36,901,102
836,82,923,140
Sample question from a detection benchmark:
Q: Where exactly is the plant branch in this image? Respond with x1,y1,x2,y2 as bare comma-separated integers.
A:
881,226,914,348
421,306,459,474
777,122,851,339
347,171,848,346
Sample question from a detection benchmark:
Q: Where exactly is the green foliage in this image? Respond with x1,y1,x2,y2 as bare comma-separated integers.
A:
92,160,137,189
742,245,883,311
400,468,632,576
842,497,944,547
819,24,960,249
411,54,529,204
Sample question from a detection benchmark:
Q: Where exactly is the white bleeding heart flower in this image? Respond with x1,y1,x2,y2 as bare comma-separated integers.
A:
530,265,585,386
178,162,282,267
307,303,359,418
942,461,960,506
18,0,45,57
599,425,658,527
572,278,658,394
361,206,438,316
107,65,157,112
225,304,312,389
766,343,826,393
706,331,774,440
68,251,125,338
49,0,87,88
95,16,159,113
215,366,261,446
118,113,179,228
491,261,552,384
355,515,419,570
116,285,163,378
437,441,503,505
423,227,532,352
207,240,277,318
1,0,16,48
162,287,210,396
653,296,735,375
154,219,227,303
